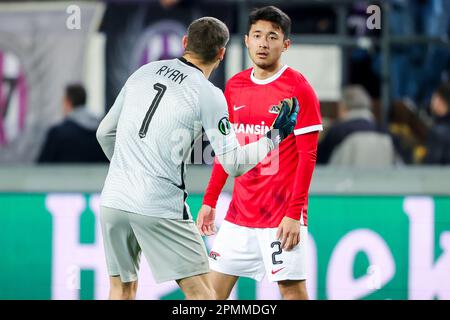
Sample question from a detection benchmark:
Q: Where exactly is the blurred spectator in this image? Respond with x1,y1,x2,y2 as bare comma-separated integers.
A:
317,85,396,166
388,100,428,164
37,84,107,163
423,82,450,164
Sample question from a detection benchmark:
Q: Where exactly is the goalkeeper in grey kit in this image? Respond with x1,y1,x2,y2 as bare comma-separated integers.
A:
96,16,299,299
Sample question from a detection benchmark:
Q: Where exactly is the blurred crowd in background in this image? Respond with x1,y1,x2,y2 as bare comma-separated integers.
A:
0,0,449,166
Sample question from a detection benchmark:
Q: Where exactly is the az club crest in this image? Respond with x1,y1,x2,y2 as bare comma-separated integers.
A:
209,251,221,260
269,105,281,114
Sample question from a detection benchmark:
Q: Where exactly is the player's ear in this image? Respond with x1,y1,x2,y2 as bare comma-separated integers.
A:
182,35,188,49
283,38,291,52
244,34,249,48
218,47,226,61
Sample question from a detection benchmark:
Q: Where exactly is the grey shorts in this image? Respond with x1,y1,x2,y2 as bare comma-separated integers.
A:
100,206,210,283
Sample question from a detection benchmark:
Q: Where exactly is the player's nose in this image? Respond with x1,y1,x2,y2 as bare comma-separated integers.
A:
259,38,269,48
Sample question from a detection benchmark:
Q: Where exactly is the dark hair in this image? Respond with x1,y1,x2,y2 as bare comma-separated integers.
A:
185,17,230,64
65,84,86,108
435,82,450,108
248,6,291,39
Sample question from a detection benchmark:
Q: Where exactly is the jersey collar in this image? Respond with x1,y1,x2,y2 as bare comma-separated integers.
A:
177,57,204,74
250,65,289,85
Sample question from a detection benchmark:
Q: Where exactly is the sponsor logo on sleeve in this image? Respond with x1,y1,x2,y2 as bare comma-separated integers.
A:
218,117,231,135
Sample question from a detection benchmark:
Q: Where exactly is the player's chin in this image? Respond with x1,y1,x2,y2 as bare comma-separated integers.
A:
255,60,275,69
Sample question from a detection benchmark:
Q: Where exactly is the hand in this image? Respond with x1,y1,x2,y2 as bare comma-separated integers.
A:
266,97,299,146
196,204,217,236
276,216,300,251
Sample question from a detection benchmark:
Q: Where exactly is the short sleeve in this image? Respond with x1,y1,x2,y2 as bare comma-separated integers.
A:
198,85,239,156
294,82,323,136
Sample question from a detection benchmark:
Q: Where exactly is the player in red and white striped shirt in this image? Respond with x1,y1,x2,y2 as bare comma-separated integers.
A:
196,6,322,300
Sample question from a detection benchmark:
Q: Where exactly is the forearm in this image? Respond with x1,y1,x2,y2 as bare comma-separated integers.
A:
96,120,116,161
217,136,274,177
97,87,125,161
285,132,319,221
203,159,229,208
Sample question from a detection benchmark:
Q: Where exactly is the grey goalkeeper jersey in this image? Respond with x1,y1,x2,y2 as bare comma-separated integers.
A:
97,58,274,219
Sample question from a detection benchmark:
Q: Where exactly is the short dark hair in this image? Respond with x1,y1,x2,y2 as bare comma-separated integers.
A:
185,17,230,64
342,85,372,111
65,84,86,108
248,6,291,39
435,82,450,108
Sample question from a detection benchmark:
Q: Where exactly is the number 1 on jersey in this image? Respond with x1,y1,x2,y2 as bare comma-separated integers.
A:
139,83,167,138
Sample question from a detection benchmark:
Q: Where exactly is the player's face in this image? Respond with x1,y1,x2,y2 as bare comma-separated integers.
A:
245,20,290,70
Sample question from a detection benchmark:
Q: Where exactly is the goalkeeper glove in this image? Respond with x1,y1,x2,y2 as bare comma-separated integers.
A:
265,97,299,146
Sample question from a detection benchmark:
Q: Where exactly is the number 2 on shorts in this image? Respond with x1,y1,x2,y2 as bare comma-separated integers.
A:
271,241,283,265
